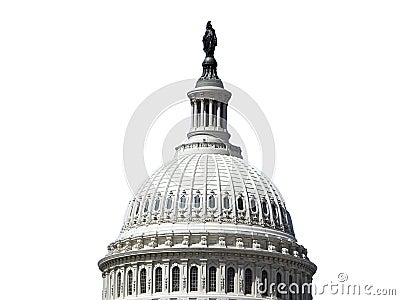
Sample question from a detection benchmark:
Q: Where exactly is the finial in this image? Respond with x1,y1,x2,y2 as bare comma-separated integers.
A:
197,21,221,86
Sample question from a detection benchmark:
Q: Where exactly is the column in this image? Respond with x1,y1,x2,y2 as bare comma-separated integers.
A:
238,264,244,295
102,272,107,300
217,102,221,127
256,265,262,297
133,265,138,297
163,260,170,293
200,259,207,292
219,260,225,293
209,100,213,126
147,263,152,294
182,259,188,292
193,101,198,128
200,100,204,127
191,101,194,128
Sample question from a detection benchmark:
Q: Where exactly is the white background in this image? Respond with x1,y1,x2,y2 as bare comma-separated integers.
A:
1,1,399,299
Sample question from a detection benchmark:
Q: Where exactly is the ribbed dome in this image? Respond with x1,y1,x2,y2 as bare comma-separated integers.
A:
119,153,295,240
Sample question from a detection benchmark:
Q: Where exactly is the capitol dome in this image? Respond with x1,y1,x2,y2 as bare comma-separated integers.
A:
99,22,316,300
118,153,296,242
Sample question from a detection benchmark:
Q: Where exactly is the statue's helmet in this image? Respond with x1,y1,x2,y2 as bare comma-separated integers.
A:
206,21,212,29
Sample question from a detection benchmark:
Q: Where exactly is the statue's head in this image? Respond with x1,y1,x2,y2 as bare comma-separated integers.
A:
206,21,212,29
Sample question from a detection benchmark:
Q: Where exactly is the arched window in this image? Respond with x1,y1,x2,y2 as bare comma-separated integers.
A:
250,196,257,213
155,267,162,292
237,196,244,211
208,194,216,208
194,194,201,208
190,266,198,291
166,194,173,209
144,199,149,212
261,270,268,296
244,268,252,295
153,197,160,211
276,272,282,298
135,203,140,215
172,266,180,292
140,269,146,294
223,194,230,209
262,200,269,216
179,194,186,209
127,270,133,296
226,267,235,293
117,272,121,297
208,266,217,292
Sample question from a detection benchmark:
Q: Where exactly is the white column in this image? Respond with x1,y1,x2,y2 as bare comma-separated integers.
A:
217,102,221,127
219,262,225,293
200,259,207,292
182,259,188,292
190,101,194,128
209,100,213,126
193,101,198,128
200,100,204,127
133,266,138,297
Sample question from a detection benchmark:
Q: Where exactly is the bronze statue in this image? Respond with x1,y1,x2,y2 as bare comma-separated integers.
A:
203,21,217,57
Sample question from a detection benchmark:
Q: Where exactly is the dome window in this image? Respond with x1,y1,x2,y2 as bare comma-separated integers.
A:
172,266,180,292
223,193,230,209
250,196,257,213
144,199,150,213
117,272,121,297
208,194,216,208
237,195,244,211
140,268,146,294
208,266,217,292
194,194,201,208
226,267,235,293
261,270,268,296
190,266,198,291
155,267,163,292
166,193,173,210
153,196,161,211
261,198,269,216
244,268,252,295
135,203,141,216
127,270,133,296
179,194,187,209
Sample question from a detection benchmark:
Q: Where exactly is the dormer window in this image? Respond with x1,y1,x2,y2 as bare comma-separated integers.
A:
193,190,201,208
179,192,187,209
208,193,216,208
223,193,230,209
144,198,150,213
166,192,173,209
237,194,244,211
250,195,257,213
153,196,160,211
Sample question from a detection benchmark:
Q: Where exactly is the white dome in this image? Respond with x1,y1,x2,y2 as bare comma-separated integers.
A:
119,153,295,240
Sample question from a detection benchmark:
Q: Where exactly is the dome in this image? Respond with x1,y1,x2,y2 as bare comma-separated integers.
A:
119,153,295,241
99,22,316,300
